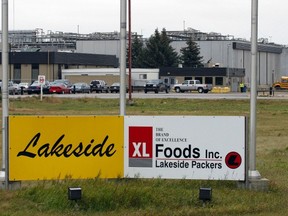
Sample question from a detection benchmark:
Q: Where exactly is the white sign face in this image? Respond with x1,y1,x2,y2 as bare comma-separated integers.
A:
124,116,246,181
38,75,45,85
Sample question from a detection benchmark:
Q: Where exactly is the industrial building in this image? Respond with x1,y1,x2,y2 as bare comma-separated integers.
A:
0,28,287,89
77,28,286,88
0,52,118,83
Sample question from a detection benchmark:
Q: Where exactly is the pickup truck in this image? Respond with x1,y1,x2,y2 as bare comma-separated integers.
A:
173,80,212,93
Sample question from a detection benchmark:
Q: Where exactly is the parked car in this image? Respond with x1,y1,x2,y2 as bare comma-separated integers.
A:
0,80,18,95
90,80,109,93
18,82,29,92
71,82,91,93
27,84,40,95
49,83,72,94
27,81,50,94
109,82,129,93
173,80,212,93
30,80,50,86
27,85,49,95
53,79,72,88
12,83,21,95
9,81,17,95
144,79,170,94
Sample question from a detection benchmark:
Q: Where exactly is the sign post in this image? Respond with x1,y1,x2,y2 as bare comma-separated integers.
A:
38,75,45,101
1,0,9,189
120,0,127,116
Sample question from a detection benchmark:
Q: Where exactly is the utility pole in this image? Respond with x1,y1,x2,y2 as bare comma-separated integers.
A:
128,0,132,103
1,0,9,189
120,0,127,116
249,0,261,179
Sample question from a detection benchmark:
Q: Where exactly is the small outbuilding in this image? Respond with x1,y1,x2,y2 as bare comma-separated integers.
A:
62,68,159,87
159,67,245,92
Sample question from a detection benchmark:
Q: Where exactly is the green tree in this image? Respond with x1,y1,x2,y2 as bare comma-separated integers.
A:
160,29,179,67
180,37,204,68
127,34,145,68
142,28,179,68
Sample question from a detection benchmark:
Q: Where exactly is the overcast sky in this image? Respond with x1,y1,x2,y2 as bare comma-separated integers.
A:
3,0,287,45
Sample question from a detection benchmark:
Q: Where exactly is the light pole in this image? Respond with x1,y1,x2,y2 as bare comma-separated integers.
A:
249,0,261,179
1,0,9,189
128,0,132,103
120,0,127,116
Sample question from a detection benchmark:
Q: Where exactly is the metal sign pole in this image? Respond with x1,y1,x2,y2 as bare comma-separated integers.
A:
40,84,43,101
120,0,127,116
38,75,45,101
249,0,261,179
128,0,132,103
1,0,9,189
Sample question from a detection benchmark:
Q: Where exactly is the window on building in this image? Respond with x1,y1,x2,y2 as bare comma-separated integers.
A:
163,78,169,84
139,74,147,79
215,77,223,86
184,77,192,80
13,64,21,83
195,77,202,83
31,64,39,81
170,78,176,85
205,77,213,84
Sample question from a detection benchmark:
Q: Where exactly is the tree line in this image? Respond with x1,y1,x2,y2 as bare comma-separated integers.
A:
127,28,204,68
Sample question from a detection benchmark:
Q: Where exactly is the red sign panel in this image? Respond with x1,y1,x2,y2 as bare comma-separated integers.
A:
128,126,153,167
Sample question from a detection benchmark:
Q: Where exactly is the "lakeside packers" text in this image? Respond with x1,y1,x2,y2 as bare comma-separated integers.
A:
155,160,222,169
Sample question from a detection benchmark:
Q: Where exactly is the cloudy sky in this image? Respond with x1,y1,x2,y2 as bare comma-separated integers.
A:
3,0,287,45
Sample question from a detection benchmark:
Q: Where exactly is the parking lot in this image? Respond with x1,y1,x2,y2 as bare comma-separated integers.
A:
9,90,288,100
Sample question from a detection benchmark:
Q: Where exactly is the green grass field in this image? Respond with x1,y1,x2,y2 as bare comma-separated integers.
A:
0,96,288,216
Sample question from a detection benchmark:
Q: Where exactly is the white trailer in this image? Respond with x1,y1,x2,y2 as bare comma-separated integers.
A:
62,68,159,87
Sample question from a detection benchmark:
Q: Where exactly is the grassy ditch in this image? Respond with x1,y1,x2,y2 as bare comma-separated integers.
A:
0,96,288,216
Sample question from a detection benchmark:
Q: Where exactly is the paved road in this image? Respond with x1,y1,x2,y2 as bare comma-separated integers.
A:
11,91,288,100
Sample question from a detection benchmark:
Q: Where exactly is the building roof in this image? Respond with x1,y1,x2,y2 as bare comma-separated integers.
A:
0,52,119,67
233,42,282,54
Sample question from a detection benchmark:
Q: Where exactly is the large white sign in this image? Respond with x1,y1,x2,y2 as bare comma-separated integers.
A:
124,116,246,181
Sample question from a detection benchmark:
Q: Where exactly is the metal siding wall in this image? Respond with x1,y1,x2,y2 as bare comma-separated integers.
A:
170,41,186,54
267,53,280,83
280,48,288,79
267,54,272,85
243,50,251,86
233,50,244,68
197,41,214,64
211,42,226,66
258,52,267,85
78,40,281,86
171,40,282,86
256,52,280,85
77,41,121,59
